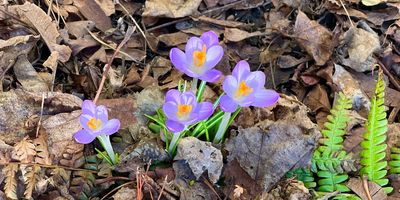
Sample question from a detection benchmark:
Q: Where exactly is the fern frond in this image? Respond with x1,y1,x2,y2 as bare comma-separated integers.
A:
286,168,316,188
22,164,41,199
34,134,52,165
70,170,96,199
3,163,18,199
360,71,390,191
12,136,36,162
312,149,356,173
389,147,400,174
319,92,352,152
316,170,350,192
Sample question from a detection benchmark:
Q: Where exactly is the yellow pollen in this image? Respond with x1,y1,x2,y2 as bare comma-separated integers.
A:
193,45,207,67
87,117,101,130
235,80,253,97
176,104,193,117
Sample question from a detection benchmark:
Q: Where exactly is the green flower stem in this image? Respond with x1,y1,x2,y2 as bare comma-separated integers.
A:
191,78,198,93
196,80,207,102
97,135,116,165
168,131,182,154
213,112,232,143
191,110,224,137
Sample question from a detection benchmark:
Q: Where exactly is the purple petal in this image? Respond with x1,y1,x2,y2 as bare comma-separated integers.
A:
185,37,203,54
180,91,196,106
193,102,214,121
220,95,238,113
232,60,251,81
82,100,96,116
101,119,120,136
166,120,185,133
204,45,223,70
79,114,93,130
237,94,255,107
170,48,198,78
252,89,280,108
165,89,181,104
200,31,219,48
245,71,266,90
74,129,96,144
198,69,222,82
162,101,179,121
96,105,108,123
222,75,239,97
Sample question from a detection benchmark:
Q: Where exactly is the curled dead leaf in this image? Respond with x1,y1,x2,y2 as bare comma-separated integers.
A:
294,11,333,66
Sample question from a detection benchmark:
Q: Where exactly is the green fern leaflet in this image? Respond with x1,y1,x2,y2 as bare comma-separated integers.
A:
389,147,400,174
359,71,392,193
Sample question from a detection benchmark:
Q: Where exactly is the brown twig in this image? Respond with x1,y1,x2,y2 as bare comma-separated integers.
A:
35,93,45,137
95,176,132,185
93,26,135,104
378,60,400,91
4,162,97,173
362,176,373,200
100,181,135,200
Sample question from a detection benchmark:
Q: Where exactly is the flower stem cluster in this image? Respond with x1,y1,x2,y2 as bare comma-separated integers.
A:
157,31,280,155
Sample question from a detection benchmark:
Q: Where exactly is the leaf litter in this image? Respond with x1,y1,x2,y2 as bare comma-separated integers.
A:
2,0,400,199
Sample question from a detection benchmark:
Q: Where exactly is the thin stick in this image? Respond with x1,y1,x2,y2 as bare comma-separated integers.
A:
157,176,168,200
339,0,354,27
93,26,135,104
100,181,134,200
362,176,372,200
5,162,97,173
35,93,45,137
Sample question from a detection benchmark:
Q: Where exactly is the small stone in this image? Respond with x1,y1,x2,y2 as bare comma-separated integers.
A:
174,137,223,184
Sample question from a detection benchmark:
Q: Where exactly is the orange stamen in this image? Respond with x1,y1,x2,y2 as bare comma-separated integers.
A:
193,45,207,67
87,117,101,130
176,104,193,117
235,80,253,97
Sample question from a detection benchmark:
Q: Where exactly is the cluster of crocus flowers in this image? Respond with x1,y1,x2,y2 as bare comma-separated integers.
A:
74,100,120,165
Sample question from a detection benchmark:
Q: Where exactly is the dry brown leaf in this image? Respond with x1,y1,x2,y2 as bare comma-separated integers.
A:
0,35,38,76
294,11,333,66
224,28,264,42
148,56,172,80
65,21,95,39
233,185,245,199
73,0,112,31
142,0,202,18
14,55,49,92
194,15,251,28
2,163,18,200
22,165,41,199
346,178,386,199
15,2,72,62
95,0,115,16
158,32,189,47
362,0,384,6
0,90,82,144
12,137,36,162
34,133,52,165
42,111,82,161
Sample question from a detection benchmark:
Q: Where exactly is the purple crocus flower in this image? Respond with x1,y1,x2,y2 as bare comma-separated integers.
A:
163,89,214,133
74,100,121,144
220,60,279,112
169,31,223,82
